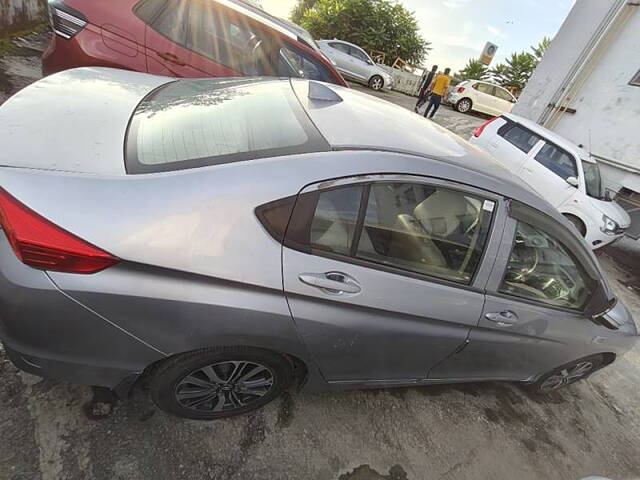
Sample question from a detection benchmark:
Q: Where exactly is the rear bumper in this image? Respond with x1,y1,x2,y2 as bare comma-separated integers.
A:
0,233,164,388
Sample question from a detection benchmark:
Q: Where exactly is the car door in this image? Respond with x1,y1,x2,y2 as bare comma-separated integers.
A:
348,45,373,81
487,120,543,174
471,82,495,115
429,201,614,381
142,0,205,77
278,175,504,383
327,42,357,79
493,86,516,114
520,141,580,208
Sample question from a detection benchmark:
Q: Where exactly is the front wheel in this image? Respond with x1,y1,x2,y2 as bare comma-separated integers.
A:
528,355,604,393
563,214,587,237
455,98,472,113
369,75,384,91
149,346,294,420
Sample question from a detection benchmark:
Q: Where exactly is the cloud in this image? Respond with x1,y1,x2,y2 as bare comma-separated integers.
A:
442,0,472,9
487,25,507,39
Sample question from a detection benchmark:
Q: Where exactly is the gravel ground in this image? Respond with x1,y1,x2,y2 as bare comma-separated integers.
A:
1,31,639,480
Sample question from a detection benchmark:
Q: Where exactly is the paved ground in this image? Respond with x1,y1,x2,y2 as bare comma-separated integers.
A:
1,32,640,480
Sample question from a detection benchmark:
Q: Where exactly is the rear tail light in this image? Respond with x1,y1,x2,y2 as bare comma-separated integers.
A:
48,0,87,39
0,188,118,274
457,87,466,93
473,116,499,137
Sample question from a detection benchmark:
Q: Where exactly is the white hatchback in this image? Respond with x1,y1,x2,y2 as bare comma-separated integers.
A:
448,80,517,116
469,113,630,249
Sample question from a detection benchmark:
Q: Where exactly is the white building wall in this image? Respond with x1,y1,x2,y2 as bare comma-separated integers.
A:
514,0,640,193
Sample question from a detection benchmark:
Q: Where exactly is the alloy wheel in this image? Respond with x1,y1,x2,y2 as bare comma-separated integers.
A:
175,361,274,412
539,361,594,391
370,76,383,90
457,99,471,112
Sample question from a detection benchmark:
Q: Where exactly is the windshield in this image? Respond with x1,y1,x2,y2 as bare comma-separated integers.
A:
582,161,604,199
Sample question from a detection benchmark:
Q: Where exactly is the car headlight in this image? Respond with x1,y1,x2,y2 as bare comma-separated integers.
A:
600,214,620,235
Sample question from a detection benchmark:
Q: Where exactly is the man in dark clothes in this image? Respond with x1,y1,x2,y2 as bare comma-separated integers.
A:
414,65,438,113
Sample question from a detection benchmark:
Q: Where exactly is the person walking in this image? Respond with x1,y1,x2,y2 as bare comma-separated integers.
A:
414,64,438,113
424,68,451,119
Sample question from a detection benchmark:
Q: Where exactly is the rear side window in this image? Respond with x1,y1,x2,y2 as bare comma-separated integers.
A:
534,143,577,180
500,124,542,153
148,0,189,44
281,182,495,285
188,0,268,75
125,79,329,174
474,83,494,95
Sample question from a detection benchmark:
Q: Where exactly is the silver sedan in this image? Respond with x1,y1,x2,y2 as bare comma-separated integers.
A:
0,68,636,420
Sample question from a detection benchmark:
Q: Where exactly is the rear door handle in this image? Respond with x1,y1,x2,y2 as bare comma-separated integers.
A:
158,51,186,66
485,310,518,327
298,272,361,295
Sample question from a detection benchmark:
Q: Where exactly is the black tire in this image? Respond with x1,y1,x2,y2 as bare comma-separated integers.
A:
369,75,384,91
150,346,293,420
564,214,587,237
455,98,472,113
527,354,604,394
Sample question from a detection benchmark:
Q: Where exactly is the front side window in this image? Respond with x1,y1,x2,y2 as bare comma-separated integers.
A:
583,161,604,199
300,182,495,285
494,87,513,101
534,143,577,180
500,221,595,309
349,46,370,63
279,45,333,82
330,42,349,54
500,124,542,154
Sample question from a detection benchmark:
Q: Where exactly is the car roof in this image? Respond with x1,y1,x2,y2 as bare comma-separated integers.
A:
0,68,558,218
502,113,594,162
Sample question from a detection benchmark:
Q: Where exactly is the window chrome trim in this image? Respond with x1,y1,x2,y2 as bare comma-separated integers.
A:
289,173,505,291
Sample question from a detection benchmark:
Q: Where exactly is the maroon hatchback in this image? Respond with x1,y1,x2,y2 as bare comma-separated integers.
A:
43,0,347,86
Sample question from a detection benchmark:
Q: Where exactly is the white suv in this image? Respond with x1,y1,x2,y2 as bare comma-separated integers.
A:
448,80,517,116
469,113,630,249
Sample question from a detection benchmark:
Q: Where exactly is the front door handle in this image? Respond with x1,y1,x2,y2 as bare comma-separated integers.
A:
485,310,518,327
158,51,186,66
298,272,361,295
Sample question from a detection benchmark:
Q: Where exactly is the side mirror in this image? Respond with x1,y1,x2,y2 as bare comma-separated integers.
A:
566,176,579,187
366,59,374,65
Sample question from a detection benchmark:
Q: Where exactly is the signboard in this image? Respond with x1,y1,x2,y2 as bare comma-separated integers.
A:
480,42,498,65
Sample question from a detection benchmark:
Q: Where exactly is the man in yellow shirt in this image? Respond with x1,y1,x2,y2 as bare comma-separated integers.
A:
424,68,451,119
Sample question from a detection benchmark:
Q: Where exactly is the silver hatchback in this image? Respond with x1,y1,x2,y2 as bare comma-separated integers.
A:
318,39,393,90
0,68,636,420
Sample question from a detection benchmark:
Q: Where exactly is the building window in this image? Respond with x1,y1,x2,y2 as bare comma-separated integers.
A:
631,70,640,87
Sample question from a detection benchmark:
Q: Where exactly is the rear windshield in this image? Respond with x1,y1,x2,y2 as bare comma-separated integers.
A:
125,78,329,174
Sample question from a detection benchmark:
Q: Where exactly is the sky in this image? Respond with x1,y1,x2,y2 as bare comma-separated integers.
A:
261,0,576,72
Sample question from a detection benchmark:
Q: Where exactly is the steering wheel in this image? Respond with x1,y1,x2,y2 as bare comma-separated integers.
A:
506,237,540,282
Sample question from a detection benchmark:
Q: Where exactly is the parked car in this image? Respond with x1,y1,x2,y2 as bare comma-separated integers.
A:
317,39,392,91
43,0,347,86
0,68,636,420
447,80,517,116
469,113,631,249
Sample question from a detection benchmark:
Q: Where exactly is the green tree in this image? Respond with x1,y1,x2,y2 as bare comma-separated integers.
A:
458,59,489,81
490,52,536,92
298,0,431,66
531,36,551,63
290,0,319,24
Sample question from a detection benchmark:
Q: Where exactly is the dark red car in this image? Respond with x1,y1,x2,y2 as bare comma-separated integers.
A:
43,0,347,86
